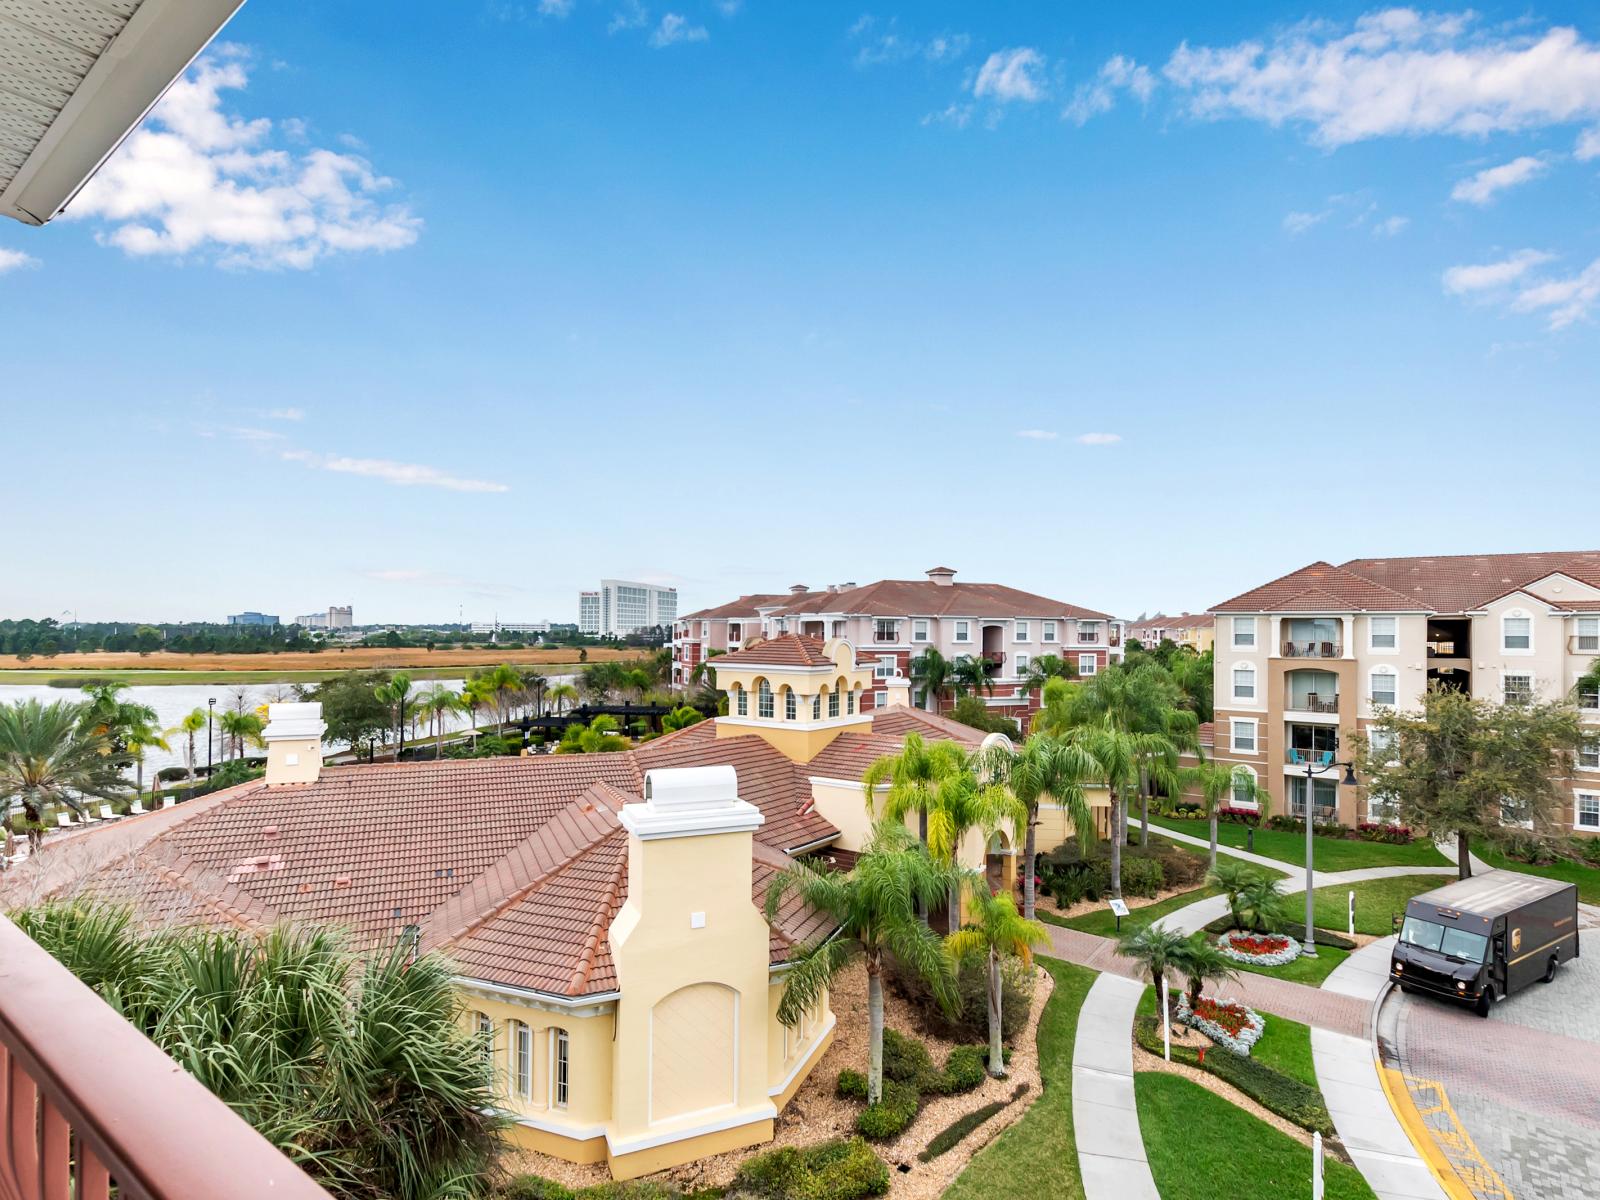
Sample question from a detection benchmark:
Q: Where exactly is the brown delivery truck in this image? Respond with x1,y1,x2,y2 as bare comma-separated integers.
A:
1389,871,1579,1017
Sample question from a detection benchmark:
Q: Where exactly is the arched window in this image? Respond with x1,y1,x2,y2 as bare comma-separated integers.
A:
812,692,822,720
783,687,797,720
757,679,774,719
847,687,857,715
549,1027,570,1109
510,1020,532,1099
473,1011,494,1065
732,683,746,716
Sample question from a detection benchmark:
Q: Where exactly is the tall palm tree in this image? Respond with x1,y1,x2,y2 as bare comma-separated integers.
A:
921,755,1028,934
863,732,963,852
418,684,459,744
0,700,129,851
375,672,416,759
1117,921,1191,1004
217,710,266,763
547,684,578,716
764,822,959,1103
1185,758,1269,872
952,654,994,702
986,736,1101,920
1019,654,1077,694
126,714,170,800
176,707,207,782
909,649,956,713
1061,718,1173,902
945,888,1048,1075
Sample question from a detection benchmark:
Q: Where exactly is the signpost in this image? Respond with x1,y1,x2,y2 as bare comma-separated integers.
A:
1108,897,1129,934
1312,1131,1324,1200
1348,890,1356,937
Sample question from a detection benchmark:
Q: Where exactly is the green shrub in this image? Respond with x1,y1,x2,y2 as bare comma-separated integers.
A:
916,1083,1029,1162
1133,1017,1332,1135
855,1080,918,1141
732,1138,887,1200
885,953,1033,1044
881,1028,934,1084
504,1178,576,1200
836,1069,867,1100
578,1183,683,1200
937,1045,986,1095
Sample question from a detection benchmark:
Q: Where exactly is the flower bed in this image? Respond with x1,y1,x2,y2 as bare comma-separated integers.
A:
1217,930,1302,967
1174,994,1265,1056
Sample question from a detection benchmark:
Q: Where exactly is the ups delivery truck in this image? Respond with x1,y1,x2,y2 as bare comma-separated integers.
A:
1390,871,1580,1017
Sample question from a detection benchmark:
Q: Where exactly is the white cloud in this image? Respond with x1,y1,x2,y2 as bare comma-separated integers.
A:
264,406,304,421
0,247,39,274
1015,429,1059,441
1163,11,1600,147
1441,249,1553,295
849,16,969,68
1372,214,1410,236
539,0,574,15
973,48,1047,104
282,450,510,493
1509,258,1600,328
1064,55,1156,124
608,0,649,34
361,568,521,597
1075,432,1122,446
66,52,419,270
1450,155,1549,204
921,103,973,129
714,0,742,15
650,12,707,47
1283,209,1328,234
1576,127,1600,160
226,427,284,442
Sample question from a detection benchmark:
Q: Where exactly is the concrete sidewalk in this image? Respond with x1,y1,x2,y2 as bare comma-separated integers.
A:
1072,973,1160,1200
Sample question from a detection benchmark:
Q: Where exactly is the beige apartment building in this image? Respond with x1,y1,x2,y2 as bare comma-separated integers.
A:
1207,552,1600,835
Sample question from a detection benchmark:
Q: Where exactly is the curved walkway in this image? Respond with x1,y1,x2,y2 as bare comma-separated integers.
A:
1071,974,1160,1200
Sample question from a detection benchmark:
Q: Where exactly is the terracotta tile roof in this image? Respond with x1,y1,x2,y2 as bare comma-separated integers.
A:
1213,552,1600,615
770,578,1111,621
709,634,838,669
679,593,791,621
868,707,986,747
803,733,913,782
32,707,985,1001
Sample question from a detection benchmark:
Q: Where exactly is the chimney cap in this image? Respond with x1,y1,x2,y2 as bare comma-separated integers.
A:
623,766,764,841
264,702,326,742
925,567,957,585
789,583,809,595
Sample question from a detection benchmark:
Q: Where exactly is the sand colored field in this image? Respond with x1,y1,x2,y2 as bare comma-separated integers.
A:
0,646,642,674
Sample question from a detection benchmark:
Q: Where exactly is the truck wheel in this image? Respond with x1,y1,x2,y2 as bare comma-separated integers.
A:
1543,956,1559,984
1474,988,1494,1018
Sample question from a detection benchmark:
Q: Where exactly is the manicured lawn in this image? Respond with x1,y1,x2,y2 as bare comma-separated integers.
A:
1477,846,1600,905
1146,817,1449,871
1250,1012,1317,1087
1038,884,1221,937
1137,1073,1377,1200
945,959,1096,1200
1310,875,1445,936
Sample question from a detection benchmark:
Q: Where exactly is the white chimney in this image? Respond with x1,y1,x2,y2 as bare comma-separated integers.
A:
882,675,913,708
263,702,326,786
925,567,957,587
621,766,764,841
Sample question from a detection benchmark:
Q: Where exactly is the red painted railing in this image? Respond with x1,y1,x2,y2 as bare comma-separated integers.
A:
0,915,329,1200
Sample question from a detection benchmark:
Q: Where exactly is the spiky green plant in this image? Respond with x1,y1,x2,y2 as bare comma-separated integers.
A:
0,699,129,849
12,902,502,1200
1170,934,1239,1011
1116,921,1191,999
945,888,1047,1075
763,823,959,1103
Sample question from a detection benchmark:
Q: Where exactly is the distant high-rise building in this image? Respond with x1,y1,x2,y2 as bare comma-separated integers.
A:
227,611,279,626
470,621,550,635
578,591,601,635
580,580,677,636
295,606,354,630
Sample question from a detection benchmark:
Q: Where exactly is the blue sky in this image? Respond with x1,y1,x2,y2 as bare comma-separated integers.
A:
4,2,1600,625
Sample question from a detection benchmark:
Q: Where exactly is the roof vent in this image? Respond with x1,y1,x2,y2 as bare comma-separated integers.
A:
333,874,352,888
262,825,279,838
926,567,957,586
790,583,809,595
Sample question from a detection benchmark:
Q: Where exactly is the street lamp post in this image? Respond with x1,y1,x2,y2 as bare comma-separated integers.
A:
207,697,216,778
1300,756,1358,957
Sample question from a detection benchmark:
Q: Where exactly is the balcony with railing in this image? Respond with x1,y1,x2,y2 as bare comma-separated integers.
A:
1284,669,1340,714
872,623,899,643
981,651,1006,672
1279,639,1342,659
0,914,328,1200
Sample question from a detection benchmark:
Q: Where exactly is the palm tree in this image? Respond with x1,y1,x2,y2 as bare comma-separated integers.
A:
924,755,1027,934
1171,935,1238,1012
0,700,129,851
952,654,994,701
763,822,959,1103
217,710,265,763
126,715,170,800
418,684,459,744
1019,654,1076,694
1207,862,1290,933
555,715,629,754
909,649,956,713
1061,719,1170,902
1185,758,1269,872
945,888,1047,1075
176,707,207,782
987,736,1101,920
1117,921,1191,1005
1071,664,1198,847
547,684,578,716
375,672,416,758
863,732,962,851
1207,860,1260,932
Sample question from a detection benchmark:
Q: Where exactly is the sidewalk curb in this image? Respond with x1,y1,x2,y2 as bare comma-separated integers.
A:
1370,982,1477,1200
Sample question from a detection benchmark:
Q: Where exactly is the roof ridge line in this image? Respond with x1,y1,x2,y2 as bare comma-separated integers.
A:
567,846,627,996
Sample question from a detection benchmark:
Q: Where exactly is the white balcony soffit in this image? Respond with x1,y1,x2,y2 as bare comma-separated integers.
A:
0,0,244,225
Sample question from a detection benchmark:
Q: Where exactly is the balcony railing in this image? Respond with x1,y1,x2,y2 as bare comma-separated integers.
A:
0,914,328,1200
1286,692,1339,714
1280,641,1342,658
1427,642,1468,658
1286,747,1338,767
980,651,1006,670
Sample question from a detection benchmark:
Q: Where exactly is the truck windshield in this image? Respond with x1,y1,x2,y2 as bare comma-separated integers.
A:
1400,916,1489,963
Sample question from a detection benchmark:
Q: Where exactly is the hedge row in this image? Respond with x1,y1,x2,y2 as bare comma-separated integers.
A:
916,1082,1029,1162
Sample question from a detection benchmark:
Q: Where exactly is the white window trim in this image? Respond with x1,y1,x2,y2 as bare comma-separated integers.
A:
1501,611,1534,656
1230,765,1260,811
1500,668,1535,706
1369,665,1397,708
1015,653,1029,674
872,690,886,708
912,619,929,643
1232,664,1256,702
549,1027,570,1110
1042,620,1057,644
1014,620,1029,643
1577,736,1600,772
1078,653,1097,676
1575,791,1600,831
512,1021,533,1101
1230,718,1258,754
953,620,971,643
1232,616,1257,649
1576,616,1600,654
1367,616,1398,654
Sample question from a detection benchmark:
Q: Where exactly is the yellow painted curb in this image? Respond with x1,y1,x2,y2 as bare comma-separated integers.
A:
1376,1065,1486,1200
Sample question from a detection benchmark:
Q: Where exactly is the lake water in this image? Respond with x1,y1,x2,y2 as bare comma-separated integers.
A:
0,676,576,780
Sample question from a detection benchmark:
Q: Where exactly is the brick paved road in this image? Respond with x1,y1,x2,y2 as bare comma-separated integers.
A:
1387,930,1600,1200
